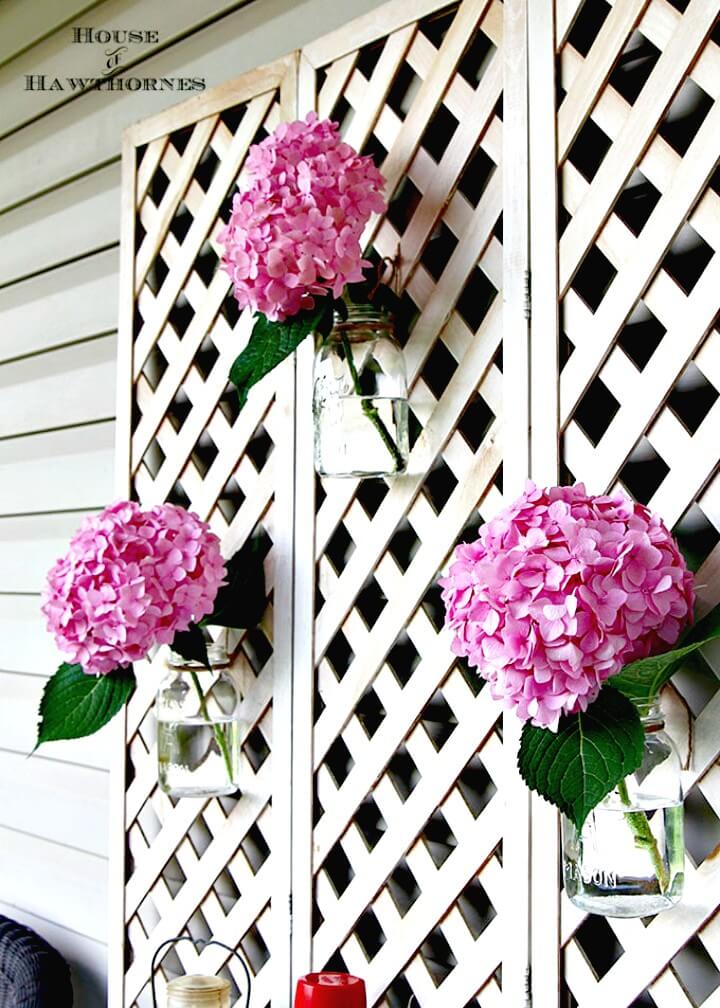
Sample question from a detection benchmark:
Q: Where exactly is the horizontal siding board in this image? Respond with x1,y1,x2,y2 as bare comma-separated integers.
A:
0,826,107,940
0,900,107,1006
0,0,104,67
0,333,116,438
0,510,101,593
0,750,108,856
0,594,65,674
0,163,119,287
0,247,118,363
0,0,251,139
0,669,112,769
0,421,114,516
0,0,385,213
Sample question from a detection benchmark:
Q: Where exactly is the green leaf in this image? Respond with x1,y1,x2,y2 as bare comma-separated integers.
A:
610,602,720,706
230,297,334,408
35,663,135,750
171,622,211,670
344,278,402,318
518,685,644,829
203,535,268,630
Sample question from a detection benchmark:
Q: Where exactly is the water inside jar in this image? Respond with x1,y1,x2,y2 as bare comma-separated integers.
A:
314,394,409,477
563,797,684,918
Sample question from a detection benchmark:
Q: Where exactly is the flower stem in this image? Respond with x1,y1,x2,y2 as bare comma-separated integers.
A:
340,331,404,473
617,777,670,892
188,666,235,789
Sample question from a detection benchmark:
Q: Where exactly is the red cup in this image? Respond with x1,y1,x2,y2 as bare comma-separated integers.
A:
294,973,367,1008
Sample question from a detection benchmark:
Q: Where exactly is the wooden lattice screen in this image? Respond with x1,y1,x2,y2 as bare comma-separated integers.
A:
111,1,720,1006
531,1,720,1005
292,4,509,1005
112,56,299,1008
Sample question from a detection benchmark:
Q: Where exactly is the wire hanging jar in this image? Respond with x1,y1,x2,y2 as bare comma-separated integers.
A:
562,697,684,917
313,304,409,478
156,642,242,798
152,936,251,1008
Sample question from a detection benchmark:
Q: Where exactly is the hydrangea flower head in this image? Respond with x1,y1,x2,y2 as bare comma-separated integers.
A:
42,501,226,676
440,483,694,730
217,112,387,321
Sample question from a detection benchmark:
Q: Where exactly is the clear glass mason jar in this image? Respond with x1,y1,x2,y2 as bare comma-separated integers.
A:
562,699,684,917
313,304,409,478
156,643,242,798
167,975,231,1008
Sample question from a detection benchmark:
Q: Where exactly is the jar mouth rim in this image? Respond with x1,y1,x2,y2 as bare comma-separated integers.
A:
331,318,394,334
332,302,393,327
167,974,231,1004
633,697,664,728
168,642,230,670
168,976,231,992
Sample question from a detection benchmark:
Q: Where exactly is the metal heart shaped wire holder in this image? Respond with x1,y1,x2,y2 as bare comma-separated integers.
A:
151,936,251,1008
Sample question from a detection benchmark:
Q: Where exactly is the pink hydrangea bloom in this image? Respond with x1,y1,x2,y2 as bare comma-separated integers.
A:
217,112,387,321
440,483,694,730
42,501,226,676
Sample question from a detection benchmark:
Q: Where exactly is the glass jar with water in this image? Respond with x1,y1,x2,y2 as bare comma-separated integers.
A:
313,304,409,478
563,698,684,917
156,642,242,798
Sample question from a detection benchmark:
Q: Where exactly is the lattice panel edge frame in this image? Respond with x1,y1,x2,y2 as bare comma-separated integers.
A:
111,54,299,1008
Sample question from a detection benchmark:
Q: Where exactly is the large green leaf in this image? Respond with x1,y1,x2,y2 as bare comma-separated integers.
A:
518,685,644,829
610,603,720,705
35,663,135,750
344,278,402,318
230,297,334,408
171,622,211,670
202,535,268,630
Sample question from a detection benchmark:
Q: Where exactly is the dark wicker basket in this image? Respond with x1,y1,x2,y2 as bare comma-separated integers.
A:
0,917,73,1007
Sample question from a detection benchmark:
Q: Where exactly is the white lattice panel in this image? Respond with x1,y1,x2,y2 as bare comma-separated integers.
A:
544,1,720,1004
112,57,299,1008
293,3,510,1005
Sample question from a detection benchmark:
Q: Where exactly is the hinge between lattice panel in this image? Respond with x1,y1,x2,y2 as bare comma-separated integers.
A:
524,269,532,320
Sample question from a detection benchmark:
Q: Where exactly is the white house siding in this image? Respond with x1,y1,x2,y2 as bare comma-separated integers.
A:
0,0,382,1002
